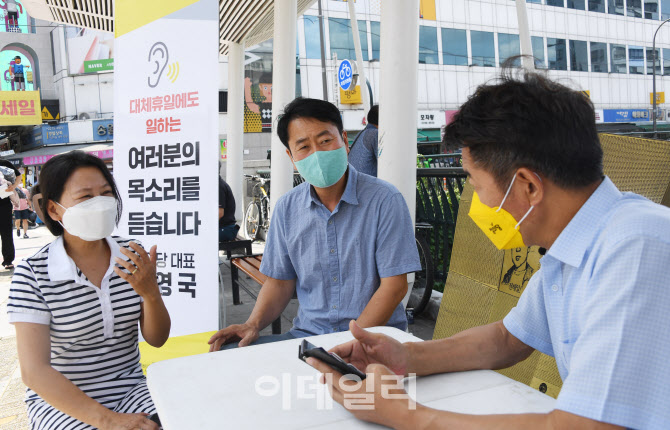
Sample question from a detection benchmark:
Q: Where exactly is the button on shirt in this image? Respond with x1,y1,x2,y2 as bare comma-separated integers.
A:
260,165,421,336
503,177,670,429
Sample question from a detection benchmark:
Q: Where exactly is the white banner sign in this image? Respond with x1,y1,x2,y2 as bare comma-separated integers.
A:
114,0,219,337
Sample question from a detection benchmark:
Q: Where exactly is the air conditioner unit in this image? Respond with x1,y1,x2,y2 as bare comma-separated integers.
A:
77,112,97,120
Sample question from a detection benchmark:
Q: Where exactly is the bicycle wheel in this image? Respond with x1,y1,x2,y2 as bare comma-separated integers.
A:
257,198,270,241
244,202,261,241
407,234,435,316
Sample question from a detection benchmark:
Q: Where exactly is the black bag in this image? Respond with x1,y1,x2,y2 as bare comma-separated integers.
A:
28,211,37,224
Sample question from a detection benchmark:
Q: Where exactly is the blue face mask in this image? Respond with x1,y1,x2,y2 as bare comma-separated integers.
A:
294,146,348,188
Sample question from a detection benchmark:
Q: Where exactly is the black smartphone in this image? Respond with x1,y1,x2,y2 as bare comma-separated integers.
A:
147,413,162,429
299,339,366,380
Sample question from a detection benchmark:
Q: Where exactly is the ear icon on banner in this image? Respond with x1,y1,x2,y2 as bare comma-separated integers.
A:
148,42,169,88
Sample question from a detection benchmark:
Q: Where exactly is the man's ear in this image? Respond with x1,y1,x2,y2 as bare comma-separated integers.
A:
516,168,543,207
342,130,349,154
286,148,297,171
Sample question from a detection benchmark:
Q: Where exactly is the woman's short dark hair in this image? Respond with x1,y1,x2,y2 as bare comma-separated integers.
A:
277,97,344,150
443,67,603,190
38,151,122,236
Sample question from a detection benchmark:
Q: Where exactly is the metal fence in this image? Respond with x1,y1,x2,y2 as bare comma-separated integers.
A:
416,167,467,289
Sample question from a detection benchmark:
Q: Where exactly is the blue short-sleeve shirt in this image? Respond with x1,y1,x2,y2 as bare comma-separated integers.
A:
260,165,421,336
503,177,670,429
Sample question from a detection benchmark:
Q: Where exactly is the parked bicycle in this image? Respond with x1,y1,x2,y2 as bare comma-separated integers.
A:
407,222,435,316
243,174,270,241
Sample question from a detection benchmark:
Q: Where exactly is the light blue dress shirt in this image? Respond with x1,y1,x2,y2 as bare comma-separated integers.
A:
348,124,379,177
260,165,421,337
503,177,670,429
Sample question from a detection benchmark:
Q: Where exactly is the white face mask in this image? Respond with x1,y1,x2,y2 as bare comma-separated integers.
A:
0,183,13,199
57,196,118,241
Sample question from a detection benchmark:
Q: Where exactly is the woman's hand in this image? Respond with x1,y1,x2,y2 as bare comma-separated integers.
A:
99,411,159,430
113,242,160,300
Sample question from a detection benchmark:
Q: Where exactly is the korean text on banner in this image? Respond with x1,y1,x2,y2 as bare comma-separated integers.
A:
0,91,41,126
114,0,219,337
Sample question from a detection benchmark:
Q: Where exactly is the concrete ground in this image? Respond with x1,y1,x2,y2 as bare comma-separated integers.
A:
0,227,436,429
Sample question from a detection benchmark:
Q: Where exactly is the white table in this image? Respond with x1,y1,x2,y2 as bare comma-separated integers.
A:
147,327,555,429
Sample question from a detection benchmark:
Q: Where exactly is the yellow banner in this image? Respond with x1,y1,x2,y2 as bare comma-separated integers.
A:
651,92,665,104
340,85,362,104
0,91,42,126
116,0,200,38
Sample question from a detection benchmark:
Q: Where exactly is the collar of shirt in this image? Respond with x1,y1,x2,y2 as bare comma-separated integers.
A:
303,164,360,210
546,176,621,268
48,236,125,282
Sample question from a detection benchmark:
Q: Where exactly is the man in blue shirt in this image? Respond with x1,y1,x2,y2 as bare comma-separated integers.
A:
348,105,379,177
209,98,420,351
307,71,670,429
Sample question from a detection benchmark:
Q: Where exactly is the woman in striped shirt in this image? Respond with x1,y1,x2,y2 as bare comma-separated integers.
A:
7,151,170,430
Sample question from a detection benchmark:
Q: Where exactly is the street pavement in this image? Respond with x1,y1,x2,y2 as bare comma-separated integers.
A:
0,227,436,429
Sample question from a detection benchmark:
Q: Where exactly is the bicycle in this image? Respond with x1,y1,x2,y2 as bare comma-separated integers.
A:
243,174,270,241
407,222,435,316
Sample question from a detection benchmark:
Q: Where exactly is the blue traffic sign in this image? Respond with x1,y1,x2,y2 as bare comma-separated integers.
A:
338,60,353,91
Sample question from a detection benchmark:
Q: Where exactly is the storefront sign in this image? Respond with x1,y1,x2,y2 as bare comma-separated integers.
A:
115,0,219,337
0,91,41,126
93,119,114,141
418,110,446,128
602,109,650,123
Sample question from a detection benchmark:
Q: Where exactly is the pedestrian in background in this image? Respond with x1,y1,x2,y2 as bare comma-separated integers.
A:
348,105,379,177
0,160,19,269
12,183,32,238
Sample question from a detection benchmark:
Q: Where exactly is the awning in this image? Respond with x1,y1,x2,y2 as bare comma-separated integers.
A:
2,143,113,166
417,129,442,142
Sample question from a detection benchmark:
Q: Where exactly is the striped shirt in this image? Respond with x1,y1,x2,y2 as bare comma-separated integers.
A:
7,236,152,426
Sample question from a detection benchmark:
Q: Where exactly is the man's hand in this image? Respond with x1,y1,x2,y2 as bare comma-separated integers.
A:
208,323,259,352
328,321,411,377
307,358,414,428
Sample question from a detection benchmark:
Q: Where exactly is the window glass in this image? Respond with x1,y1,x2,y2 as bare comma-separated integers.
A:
645,0,659,18
663,48,670,75
498,33,520,66
589,0,606,12
629,46,645,74
662,0,670,18
370,21,380,60
441,28,468,66
419,26,439,64
547,38,567,70
590,42,608,72
627,0,643,16
328,18,369,61
610,44,627,73
304,16,321,59
527,0,542,3
471,30,495,67
532,36,546,68
570,40,588,71
609,0,625,15
547,0,565,6
647,47,661,74
568,0,586,9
